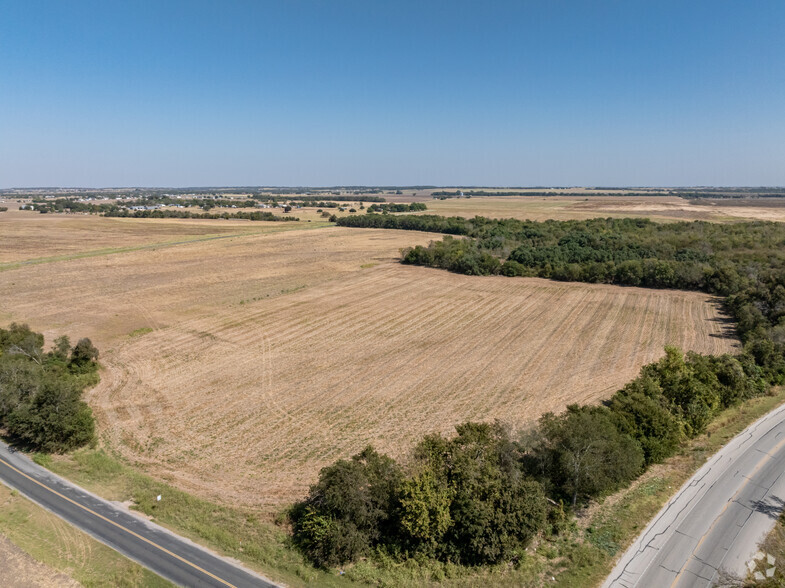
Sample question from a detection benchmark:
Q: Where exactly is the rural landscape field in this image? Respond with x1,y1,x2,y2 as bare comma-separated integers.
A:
4,4,785,586
1,202,739,508
420,194,785,223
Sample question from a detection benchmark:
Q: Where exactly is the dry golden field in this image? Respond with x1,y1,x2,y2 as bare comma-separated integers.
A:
0,206,322,264
420,195,785,223
0,211,740,510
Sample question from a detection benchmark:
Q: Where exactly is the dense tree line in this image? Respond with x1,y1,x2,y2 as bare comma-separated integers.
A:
29,197,261,213
679,192,785,200
295,213,785,571
0,324,98,452
291,344,768,568
104,209,299,221
274,194,386,202
279,200,339,208
29,198,116,214
291,423,549,567
366,203,427,213
337,213,473,233
430,191,662,198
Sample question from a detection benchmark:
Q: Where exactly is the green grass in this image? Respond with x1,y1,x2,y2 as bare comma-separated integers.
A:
0,484,173,587
45,448,346,587
128,327,154,338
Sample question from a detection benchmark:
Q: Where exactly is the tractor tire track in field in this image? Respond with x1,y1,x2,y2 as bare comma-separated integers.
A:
89,265,739,509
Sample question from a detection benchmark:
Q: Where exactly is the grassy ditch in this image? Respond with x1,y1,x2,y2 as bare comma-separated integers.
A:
0,484,172,587
37,448,345,587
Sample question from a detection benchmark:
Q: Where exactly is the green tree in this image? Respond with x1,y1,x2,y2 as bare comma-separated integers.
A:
534,405,644,506
290,446,402,567
421,422,548,565
396,470,453,555
69,338,99,370
608,390,682,465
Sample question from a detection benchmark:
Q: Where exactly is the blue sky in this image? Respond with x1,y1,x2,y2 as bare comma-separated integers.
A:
1,1,783,187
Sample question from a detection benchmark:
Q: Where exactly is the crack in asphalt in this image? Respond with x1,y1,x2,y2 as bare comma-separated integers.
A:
605,403,785,587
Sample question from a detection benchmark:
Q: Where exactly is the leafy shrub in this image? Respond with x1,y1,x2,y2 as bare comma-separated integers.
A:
0,324,97,452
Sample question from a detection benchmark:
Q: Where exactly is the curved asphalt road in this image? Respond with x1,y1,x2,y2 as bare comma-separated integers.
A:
0,442,277,588
603,401,785,587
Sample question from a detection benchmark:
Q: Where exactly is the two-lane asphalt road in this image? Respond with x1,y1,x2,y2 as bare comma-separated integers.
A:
603,401,785,587
0,442,277,587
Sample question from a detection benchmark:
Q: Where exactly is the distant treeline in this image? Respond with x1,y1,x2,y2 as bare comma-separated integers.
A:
0,324,98,452
26,198,298,221
366,202,427,213
430,190,663,198
678,192,785,200
275,194,386,202
104,209,299,221
25,196,382,215
120,196,258,209
430,189,785,200
282,200,339,208
29,198,115,214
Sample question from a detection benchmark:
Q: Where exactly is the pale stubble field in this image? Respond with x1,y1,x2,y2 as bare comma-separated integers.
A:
0,212,739,510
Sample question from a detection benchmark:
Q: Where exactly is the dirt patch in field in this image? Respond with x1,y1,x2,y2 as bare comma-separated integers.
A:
0,534,81,587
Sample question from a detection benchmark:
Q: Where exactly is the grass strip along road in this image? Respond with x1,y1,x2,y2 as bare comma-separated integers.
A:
0,442,276,588
603,401,785,587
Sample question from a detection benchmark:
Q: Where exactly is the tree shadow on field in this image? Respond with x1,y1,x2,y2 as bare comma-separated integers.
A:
707,300,741,343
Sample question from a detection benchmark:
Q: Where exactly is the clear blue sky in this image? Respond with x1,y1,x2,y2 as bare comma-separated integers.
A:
1,1,783,187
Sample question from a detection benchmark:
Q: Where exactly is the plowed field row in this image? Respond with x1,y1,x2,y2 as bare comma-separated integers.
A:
87,264,738,508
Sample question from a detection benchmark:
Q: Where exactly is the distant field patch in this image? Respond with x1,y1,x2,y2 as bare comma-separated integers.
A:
422,195,785,223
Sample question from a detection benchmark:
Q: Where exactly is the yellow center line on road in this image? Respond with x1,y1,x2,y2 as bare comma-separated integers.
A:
670,434,785,587
0,454,237,588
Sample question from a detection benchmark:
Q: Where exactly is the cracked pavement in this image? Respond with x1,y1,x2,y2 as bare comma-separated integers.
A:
602,401,785,588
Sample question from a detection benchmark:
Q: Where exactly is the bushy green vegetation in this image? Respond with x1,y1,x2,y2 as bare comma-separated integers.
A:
366,203,427,213
0,324,98,452
104,209,299,221
302,213,785,577
291,423,549,568
291,344,770,571
280,194,386,202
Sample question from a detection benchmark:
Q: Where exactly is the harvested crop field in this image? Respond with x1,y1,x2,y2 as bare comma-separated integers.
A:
91,267,736,508
0,207,314,264
422,195,785,223
0,217,739,510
